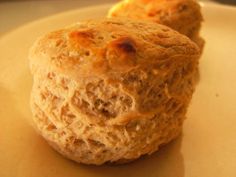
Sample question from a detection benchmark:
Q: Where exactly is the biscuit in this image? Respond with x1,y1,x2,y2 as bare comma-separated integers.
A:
29,18,200,165
108,0,204,52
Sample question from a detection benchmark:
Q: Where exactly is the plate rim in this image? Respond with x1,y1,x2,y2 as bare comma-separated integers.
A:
1,1,236,40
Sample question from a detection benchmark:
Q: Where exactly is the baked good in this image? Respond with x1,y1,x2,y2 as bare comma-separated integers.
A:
108,0,204,52
29,18,200,165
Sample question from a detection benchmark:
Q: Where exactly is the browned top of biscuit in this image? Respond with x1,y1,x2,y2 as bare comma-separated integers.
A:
29,18,200,80
108,0,203,38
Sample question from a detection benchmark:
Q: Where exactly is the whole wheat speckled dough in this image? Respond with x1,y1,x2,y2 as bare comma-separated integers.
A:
108,0,204,52
29,18,200,165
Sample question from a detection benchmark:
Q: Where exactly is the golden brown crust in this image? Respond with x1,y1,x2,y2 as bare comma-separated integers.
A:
108,0,204,49
29,18,199,80
29,18,200,165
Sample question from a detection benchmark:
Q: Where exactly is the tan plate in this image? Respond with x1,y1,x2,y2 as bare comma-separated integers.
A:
0,2,236,177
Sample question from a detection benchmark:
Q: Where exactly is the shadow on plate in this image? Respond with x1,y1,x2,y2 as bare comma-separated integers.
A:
213,0,236,6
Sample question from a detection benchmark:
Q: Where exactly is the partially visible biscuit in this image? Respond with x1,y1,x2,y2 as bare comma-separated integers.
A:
29,18,200,165
108,0,204,52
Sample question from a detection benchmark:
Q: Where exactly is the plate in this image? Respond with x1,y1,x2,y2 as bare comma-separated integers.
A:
0,2,236,177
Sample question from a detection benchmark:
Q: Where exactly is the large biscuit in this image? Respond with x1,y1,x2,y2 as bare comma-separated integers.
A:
29,18,200,165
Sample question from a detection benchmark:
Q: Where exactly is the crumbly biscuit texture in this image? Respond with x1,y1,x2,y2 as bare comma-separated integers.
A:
29,18,200,165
